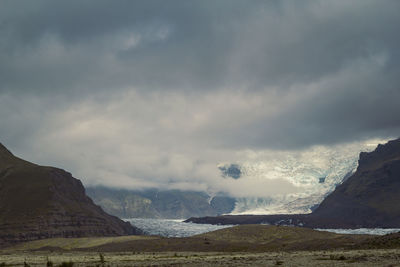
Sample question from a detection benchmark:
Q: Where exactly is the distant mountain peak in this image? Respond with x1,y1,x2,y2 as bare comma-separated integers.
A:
0,143,35,171
358,137,400,171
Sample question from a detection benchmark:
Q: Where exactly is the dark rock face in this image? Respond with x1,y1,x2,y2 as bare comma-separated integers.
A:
187,138,400,228
86,187,236,219
0,143,139,247
310,137,400,228
219,164,241,179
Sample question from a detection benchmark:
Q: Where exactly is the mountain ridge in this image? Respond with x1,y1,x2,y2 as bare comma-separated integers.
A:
310,137,400,227
86,187,236,219
0,143,140,247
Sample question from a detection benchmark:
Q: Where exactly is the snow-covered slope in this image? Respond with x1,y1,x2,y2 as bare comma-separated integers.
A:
222,139,386,215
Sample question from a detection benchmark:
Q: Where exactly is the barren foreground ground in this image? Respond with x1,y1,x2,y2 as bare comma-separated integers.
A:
2,225,400,266
0,249,400,266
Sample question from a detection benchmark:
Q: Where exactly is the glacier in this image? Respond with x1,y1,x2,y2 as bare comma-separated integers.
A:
126,218,233,237
221,139,386,215
125,219,399,237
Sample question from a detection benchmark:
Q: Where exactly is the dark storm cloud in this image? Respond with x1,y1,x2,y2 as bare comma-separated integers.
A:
0,0,256,93
239,55,400,149
1,0,397,95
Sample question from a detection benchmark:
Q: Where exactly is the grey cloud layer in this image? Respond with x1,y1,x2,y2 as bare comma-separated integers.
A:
2,1,399,93
1,0,399,145
0,1,399,193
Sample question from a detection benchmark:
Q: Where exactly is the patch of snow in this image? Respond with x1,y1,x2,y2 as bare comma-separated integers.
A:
315,228,400,235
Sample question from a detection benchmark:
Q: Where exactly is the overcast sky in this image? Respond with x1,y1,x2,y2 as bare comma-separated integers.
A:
0,1,399,196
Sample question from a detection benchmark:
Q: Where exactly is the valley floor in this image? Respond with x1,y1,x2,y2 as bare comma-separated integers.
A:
2,225,400,266
1,249,400,266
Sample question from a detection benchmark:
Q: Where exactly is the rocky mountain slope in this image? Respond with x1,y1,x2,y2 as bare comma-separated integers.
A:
187,137,400,228
0,143,139,247
310,137,400,228
86,187,235,219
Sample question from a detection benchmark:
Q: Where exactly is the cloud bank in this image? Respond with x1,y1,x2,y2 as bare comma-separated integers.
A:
0,0,399,197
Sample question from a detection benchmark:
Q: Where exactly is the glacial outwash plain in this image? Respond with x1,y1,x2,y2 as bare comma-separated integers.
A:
1,225,400,266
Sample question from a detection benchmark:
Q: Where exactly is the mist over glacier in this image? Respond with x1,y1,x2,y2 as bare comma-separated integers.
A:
222,139,386,214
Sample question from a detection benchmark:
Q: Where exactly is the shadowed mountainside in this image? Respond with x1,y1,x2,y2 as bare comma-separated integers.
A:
187,138,400,228
0,143,139,247
309,137,400,227
86,187,235,219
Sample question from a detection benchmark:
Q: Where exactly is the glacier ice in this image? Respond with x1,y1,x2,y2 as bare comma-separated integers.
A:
126,218,233,237
225,139,386,215
125,219,399,237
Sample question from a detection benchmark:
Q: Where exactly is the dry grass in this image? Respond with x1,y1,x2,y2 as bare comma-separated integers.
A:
7,235,157,251
1,249,400,266
4,225,373,253
1,224,399,266
197,224,345,243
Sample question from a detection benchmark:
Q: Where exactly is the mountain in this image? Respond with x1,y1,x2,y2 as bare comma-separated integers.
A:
0,143,139,247
86,187,235,219
87,141,386,220
187,138,400,228
310,137,400,228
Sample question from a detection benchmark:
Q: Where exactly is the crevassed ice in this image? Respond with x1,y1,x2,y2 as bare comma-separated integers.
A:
230,139,385,215
126,218,233,237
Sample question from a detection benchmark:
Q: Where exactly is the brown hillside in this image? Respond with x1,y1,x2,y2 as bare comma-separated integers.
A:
0,143,139,247
311,138,400,228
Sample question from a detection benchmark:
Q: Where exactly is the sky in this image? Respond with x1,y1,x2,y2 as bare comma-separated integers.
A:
0,0,399,197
